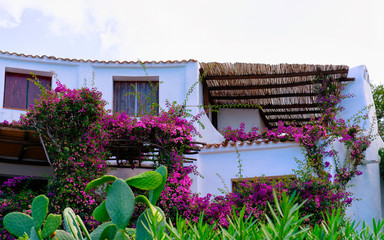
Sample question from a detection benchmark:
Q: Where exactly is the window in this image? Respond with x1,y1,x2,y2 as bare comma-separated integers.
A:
231,174,296,193
113,76,159,116
3,72,51,110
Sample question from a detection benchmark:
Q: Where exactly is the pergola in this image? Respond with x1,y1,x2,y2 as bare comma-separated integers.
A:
0,126,203,169
0,126,49,166
200,62,354,128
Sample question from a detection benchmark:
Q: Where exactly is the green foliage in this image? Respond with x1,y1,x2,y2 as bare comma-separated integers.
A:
3,213,34,238
63,208,91,240
41,214,62,239
371,84,384,139
31,195,49,230
3,195,62,240
136,207,166,240
148,166,168,205
125,171,163,190
92,201,110,223
105,179,135,229
84,175,117,193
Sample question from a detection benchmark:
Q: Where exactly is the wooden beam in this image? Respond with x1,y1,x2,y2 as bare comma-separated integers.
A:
212,110,218,129
211,103,319,110
212,92,317,100
260,104,318,109
0,138,41,146
204,69,350,80
0,158,50,166
267,118,313,122
258,109,271,129
207,77,354,91
263,110,322,115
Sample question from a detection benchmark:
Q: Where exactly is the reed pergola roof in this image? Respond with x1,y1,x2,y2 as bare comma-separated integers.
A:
200,62,354,128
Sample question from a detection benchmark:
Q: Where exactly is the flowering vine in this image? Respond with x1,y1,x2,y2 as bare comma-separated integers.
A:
221,74,374,188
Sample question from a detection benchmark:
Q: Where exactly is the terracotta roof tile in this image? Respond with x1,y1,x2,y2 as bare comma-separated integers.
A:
0,50,197,65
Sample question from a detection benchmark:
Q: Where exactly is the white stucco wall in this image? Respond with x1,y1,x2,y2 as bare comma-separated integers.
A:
217,108,265,132
194,142,304,196
0,53,201,179
335,65,384,222
1,53,383,222
0,53,200,122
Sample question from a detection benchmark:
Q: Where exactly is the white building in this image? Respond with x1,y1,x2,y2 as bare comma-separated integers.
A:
0,50,383,223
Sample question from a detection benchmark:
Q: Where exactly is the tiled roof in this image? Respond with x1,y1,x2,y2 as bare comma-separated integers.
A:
203,139,297,149
0,50,197,64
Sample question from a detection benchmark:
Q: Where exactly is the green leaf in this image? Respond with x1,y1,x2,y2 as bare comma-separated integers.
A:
41,214,62,238
3,212,34,237
135,195,157,216
125,171,162,190
113,230,131,240
89,222,114,240
100,224,118,240
63,208,81,240
31,195,49,230
124,228,136,238
148,166,167,205
106,179,135,229
76,215,91,240
85,175,117,192
55,230,77,240
29,227,40,240
93,200,110,223
136,207,165,240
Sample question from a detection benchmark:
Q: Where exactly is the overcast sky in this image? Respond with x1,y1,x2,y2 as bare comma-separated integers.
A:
0,0,383,84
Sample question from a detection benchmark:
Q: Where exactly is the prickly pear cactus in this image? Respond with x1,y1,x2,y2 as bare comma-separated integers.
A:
3,195,62,240
85,175,117,192
63,207,91,240
3,212,34,238
32,195,49,230
125,171,163,190
41,214,62,239
148,166,168,205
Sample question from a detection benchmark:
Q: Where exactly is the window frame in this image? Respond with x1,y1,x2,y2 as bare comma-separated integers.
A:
231,174,297,193
113,76,159,116
3,69,52,110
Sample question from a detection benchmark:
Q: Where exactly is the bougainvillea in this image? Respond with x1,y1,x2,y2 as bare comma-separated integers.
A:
0,72,373,238
18,79,110,229
221,74,373,187
158,167,352,227
0,176,45,240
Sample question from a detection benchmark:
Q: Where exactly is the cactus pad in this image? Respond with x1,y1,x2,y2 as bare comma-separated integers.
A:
125,171,162,190
148,166,168,205
99,224,117,240
3,212,34,237
93,200,110,223
89,222,114,240
85,175,117,192
105,179,135,229
55,230,77,240
31,195,49,230
41,214,62,238
113,229,131,240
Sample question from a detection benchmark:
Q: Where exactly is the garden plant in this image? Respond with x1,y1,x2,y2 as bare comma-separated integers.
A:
0,73,382,239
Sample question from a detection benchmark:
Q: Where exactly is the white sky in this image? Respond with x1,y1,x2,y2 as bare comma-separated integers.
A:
0,0,383,84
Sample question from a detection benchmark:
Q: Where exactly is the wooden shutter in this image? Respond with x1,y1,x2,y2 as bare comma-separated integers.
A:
3,73,28,109
3,72,51,109
27,76,51,108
